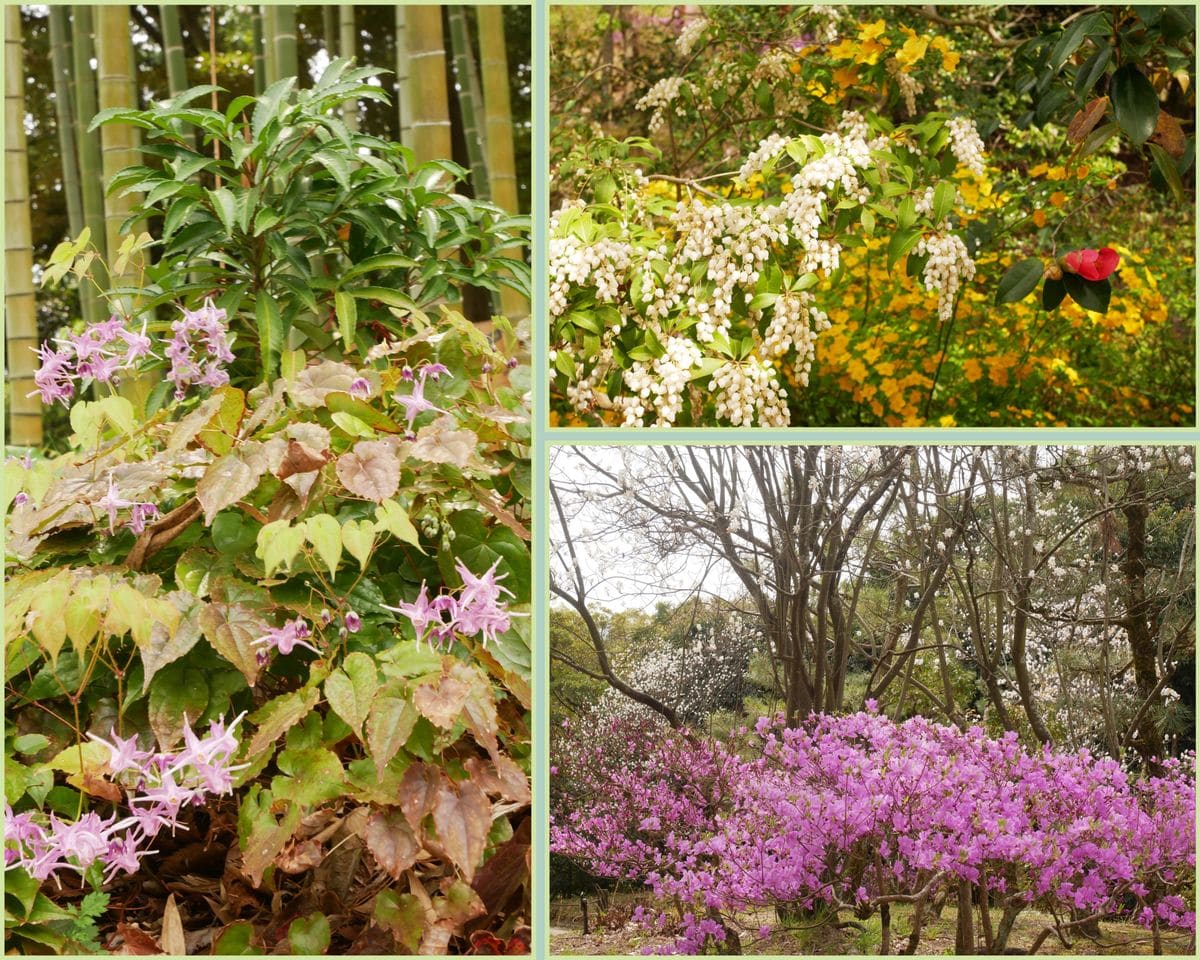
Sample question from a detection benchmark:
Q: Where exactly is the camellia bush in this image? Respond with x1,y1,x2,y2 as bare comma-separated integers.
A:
4,68,531,955
549,6,1195,427
551,709,1196,955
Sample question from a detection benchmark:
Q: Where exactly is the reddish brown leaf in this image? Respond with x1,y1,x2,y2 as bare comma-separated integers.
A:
336,440,401,503
470,818,530,920
275,838,324,874
432,780,491,882
399,762,443,831
413,672,471,730
1066,96,1109,144
82,772,123,803
365,808,421,879
1151,111,1187,157
115,924,161,955
277,439,330,480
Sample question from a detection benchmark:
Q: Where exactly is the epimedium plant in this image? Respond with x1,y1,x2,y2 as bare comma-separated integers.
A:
54,58,530,390
6,53,532,944
5,306,532,952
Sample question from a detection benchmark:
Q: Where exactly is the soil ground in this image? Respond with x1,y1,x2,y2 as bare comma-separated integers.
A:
549,892,1195,956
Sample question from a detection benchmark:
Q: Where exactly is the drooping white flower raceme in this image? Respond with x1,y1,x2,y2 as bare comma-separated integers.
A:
946,115,986,178
916,232,977,323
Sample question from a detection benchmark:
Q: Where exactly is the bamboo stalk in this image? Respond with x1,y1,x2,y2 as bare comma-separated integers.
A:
323,8,337,56
252,7,266,94
477,4,526,319
274,6,297,84
262,5,278,86
95,4,142,278
5,7,43,445
395,5,412,146
160,5,188,97
71,6,107,261
48,8,83,237
340,6,359,131
407,6,452,164
447,6,487,197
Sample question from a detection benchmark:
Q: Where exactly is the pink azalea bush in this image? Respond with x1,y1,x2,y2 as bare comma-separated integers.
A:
552,708,1196,954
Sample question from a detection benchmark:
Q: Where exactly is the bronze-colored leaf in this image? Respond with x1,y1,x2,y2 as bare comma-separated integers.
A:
435,878,486,926
413,671,471,730
365,808,421,879
432,780,491,881
1066,96,1109,144
116,923,162,955
195,452,262,526
277,439,331,480
198,601,267,687
275,838,324,874
1150,111,1187,157
336,440,401,503
399,762,443,831
470,818,531,921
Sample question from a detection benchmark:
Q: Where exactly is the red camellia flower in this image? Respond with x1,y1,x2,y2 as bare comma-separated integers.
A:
1061,246,1120,281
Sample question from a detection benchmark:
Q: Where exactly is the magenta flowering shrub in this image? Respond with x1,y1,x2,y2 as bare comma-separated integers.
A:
552,709,1196,954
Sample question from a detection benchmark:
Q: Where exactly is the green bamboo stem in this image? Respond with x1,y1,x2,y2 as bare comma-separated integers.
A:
160,5,189,97
71,6,107,262
262,6,278,86
447,6,487,198
252,7,266,94
6,8,43,444
477,4,526,319
274,6,297,84
49,8,83,237
340,7,359,131
407,6,452,164
395,6,412,146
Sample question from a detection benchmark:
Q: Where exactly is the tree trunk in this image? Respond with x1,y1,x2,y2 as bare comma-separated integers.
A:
71,6,107,261
5,7,42,445
1123,471,1164,768
476,3,527,320
395,6,412,146
406,6,452,164
954,881,974,954
339,6,359,131
447,7,487,196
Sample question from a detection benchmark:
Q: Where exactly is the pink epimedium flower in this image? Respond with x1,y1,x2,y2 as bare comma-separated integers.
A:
253,617,320,657
394,371,449,434
349,377,372,400
1062,246,1120,282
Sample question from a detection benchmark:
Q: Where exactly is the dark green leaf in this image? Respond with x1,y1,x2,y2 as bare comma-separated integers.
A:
1063,273,1112,313
1111,64,1159,144
995,258,1044,305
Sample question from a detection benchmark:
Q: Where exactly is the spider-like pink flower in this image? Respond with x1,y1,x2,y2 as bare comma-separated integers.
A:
253,617,320,657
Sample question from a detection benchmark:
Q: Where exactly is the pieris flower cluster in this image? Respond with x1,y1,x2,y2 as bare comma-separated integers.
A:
762,291,830,385
616,336,703,426
736,133,790,183
31,315,153,406
383,557,514,647
553,710,1196,954
711,356,790,426
4,714,246,883
676,16,708,57
548,215,634,318
946,115,987,177
916,231,976,322
636,76,691,133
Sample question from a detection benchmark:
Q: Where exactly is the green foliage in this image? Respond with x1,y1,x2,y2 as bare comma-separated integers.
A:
76,60,528,382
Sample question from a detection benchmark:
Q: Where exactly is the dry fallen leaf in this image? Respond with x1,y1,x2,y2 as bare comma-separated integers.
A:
161,894,187,956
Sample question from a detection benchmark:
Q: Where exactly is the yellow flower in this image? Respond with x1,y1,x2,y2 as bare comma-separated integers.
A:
938,414,957,427
858,19,887,42
1032,209,1046,228
963,359,983,383
895,31,930,71
1049,191,1068,207
931,36,960,71
832,65,859,90
828,37,857,60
